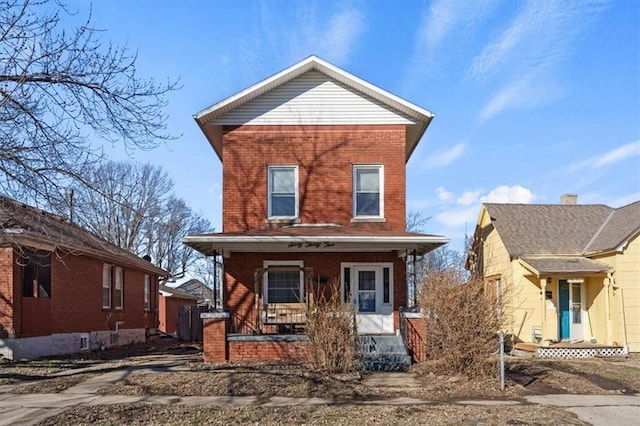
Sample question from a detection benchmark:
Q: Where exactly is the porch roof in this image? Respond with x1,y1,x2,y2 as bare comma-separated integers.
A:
519,256,612,276
183,227,448,257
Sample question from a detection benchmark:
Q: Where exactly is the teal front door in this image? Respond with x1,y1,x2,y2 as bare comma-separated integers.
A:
559,281,570,340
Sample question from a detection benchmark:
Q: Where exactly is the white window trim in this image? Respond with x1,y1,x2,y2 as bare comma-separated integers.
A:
267,165,299,219
263,260,304,304
144,275,151,312
353,165,384,219
114,266,124,310
102,264,112,309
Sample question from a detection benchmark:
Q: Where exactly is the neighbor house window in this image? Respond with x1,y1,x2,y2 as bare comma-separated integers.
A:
144,275,151,311
268,165,298,218
263,261,304,304
113,267,124,310
102,264,112,309
353,165,384,217
21,249,51,298
102,264,124,309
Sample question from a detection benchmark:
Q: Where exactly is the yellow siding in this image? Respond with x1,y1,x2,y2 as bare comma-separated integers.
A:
613,235,640,351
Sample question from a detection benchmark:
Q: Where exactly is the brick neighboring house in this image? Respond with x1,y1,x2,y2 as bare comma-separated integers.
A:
158,284,199,335
0,196,167,360
183,56,447,363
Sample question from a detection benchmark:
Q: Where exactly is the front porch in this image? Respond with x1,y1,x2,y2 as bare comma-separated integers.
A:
514,341,628,359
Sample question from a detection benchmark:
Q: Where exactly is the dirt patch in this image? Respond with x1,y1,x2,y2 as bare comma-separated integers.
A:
37,402,587,425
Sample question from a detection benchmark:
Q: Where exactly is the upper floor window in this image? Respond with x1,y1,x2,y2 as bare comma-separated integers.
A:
353,165,384,218
268,165,298,218
21,249,51,298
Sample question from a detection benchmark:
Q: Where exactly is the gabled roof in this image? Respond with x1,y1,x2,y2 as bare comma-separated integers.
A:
0,196,167,276
159,284,199,300
481,200,639,257
194,55,434,162
177,279,214,301
584,200,640,253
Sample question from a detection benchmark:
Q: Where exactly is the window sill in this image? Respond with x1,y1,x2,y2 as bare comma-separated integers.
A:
351,217,386,223
266,218,301,224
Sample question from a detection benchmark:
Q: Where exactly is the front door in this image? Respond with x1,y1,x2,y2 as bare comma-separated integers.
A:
349,264,394,334
558,280,585,341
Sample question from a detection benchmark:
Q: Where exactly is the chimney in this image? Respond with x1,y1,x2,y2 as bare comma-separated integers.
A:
560,193,577,205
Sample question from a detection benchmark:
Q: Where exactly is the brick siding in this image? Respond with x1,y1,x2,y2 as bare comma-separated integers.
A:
222,125,407,232
0,248,159,338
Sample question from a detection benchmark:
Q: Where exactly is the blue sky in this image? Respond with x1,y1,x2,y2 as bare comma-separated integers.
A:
69,0,639,249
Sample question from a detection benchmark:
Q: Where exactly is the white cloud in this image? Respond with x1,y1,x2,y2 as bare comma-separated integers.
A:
567,140,640,172
319,8,365,64
457,191,480,206
478,70,565,122
423,143,466,169
480,185,535,204
436,186,454,202
239,4,365,81
401,0,497,94
592,141,640,168
434,205,479,228
474,0,609,121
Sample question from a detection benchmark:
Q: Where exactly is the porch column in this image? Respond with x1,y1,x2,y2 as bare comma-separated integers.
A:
540,278,547,345
604,276,612,345
201,312,229,362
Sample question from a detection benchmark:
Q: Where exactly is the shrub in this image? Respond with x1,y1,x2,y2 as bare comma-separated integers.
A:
305,278,362,374
418,270,500,377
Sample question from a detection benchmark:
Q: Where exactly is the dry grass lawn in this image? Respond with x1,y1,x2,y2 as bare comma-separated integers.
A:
1,341,638,425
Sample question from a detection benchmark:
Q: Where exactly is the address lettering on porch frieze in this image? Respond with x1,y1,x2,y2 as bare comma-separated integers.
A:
287,242,335,249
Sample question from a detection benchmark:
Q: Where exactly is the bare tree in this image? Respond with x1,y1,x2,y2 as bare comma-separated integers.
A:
0,0,179,204
61,161,212,277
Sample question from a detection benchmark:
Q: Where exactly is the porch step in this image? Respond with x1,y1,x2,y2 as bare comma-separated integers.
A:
359,335,411,372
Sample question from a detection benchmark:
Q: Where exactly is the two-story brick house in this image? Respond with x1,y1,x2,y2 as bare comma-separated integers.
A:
184,56,447,362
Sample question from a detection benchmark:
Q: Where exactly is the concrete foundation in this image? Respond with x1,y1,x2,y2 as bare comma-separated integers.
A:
0,329,146,360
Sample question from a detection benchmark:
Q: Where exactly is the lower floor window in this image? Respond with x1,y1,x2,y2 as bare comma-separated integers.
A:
264,261,303,304
21,249,51,298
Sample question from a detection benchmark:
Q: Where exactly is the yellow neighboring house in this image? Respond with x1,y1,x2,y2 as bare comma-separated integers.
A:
469,195,640,355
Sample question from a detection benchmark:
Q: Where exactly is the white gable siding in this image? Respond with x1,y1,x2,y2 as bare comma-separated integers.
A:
211,71,417,126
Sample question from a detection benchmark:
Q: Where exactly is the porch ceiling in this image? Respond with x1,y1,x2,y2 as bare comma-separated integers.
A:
519,256,612,276
183,231,448,257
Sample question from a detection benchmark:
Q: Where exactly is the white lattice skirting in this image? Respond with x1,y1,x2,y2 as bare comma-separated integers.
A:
536,346,628,358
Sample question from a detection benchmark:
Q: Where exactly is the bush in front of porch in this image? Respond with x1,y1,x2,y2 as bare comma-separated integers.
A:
305,278,363,374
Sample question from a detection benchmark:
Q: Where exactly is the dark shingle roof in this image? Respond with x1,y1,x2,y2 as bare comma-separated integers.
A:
0,196,167,276
585,201,640,253
483,203,613,256
177,279,214,301
159,284,199,300
520,256,612,275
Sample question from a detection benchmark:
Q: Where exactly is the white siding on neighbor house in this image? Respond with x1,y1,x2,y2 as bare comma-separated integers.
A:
211,71,418,126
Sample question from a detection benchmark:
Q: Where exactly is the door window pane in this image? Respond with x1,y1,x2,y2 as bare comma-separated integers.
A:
358,271,376,312
571,283,582,324
358,292,376,312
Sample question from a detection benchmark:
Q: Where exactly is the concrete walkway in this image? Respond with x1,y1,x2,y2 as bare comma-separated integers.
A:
0,357,639,426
